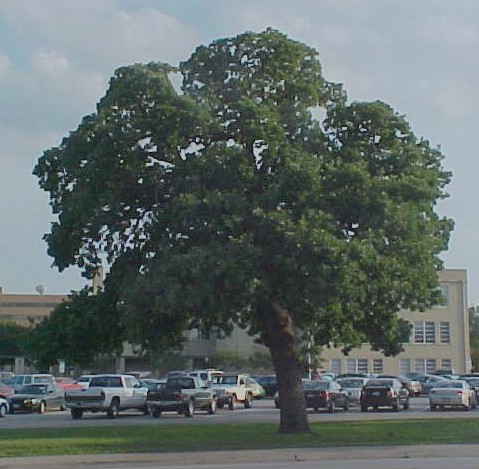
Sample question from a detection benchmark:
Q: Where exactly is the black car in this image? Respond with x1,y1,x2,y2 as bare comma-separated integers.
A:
376,374,416,396
253,375,278,397
275,380,349,413
9,383,66,414
360,378,409,412
303,380,349,413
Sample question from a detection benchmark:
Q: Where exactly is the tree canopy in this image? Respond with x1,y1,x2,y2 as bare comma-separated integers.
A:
33,29,452,432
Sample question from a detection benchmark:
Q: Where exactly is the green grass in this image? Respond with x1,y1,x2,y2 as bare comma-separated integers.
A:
1,419,479,458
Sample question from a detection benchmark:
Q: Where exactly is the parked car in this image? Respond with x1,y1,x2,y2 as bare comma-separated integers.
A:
55,377,83,389
248,377,266,399
139,378,166,391
187,369,223,385
65,374,148,419
417,374,450,395
429,380,477,411
253,375,278,397
303,380,349,412
147,375,217,417
335,377,369,404
210,373,255,409
461,377,479,400
9,374,56,392
0,397,8,417
9,383,66,414
376,374,420,397
74,375,95,389
360,378,409,412
275,380,349,413
335,373,370,380
0,381,15,399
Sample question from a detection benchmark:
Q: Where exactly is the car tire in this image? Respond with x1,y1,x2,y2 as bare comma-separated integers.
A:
184,399,194,417
107,399,120,419
343,400,349,411
0,403,7,418
151,408,161,418
244,393,252,409
403,400,410,410
361,404,367,412
142,405,150,416
229,395,237,411
207,398,217,415
71,408,83,420
38,401,46,414
328,401,335,413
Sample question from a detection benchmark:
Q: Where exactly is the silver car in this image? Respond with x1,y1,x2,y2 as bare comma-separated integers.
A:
335,377,369,403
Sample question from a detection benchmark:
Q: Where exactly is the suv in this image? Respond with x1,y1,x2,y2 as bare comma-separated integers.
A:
10,374,55,392
210,373,254,409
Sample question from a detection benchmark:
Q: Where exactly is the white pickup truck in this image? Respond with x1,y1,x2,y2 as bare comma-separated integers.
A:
65,374,148,419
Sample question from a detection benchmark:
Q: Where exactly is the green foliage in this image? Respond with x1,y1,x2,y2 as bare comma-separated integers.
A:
209,350,248,371
33,29,452,430
1,419,479,457
0,321,31,358
26,288,126,369
469,306,479,370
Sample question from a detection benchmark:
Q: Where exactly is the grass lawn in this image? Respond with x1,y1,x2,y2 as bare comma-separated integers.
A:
1,419,479,457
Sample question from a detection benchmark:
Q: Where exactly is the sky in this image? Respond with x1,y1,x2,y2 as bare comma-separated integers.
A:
0,0,478,304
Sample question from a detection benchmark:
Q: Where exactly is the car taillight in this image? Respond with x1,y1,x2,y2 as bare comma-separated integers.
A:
456,390,463,395
320,390,328,399
387,390,393,398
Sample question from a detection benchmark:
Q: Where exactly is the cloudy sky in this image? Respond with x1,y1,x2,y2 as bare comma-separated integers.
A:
1,0,478,304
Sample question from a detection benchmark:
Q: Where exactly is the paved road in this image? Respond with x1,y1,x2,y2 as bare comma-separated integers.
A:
3,396,479,429
3,446,479,469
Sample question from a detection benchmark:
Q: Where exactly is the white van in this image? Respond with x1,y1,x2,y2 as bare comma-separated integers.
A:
10,374,55,392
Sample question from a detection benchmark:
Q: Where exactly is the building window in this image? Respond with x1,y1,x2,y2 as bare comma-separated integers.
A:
441,359,452,371
345,358,357,374
330,358,341,374
440,322,450,344
373,359,383,374
414,359,426,374
414,321,436,344
399,358,410,375
426,359,436,373
357,359,368,374
439,285,449,307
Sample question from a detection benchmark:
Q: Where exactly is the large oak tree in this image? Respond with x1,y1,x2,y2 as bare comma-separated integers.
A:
33,29,452,432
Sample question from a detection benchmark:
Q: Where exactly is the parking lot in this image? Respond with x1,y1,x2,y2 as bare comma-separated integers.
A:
3,396,479,430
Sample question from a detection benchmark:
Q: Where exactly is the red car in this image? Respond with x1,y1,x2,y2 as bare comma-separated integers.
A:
55,377,82,389
0,381,14,399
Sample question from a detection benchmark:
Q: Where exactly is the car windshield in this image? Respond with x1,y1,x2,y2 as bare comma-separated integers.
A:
434,381,464,389
20,384,48,394
367,380,394,387
90,376,122,387
303,381,329,391
213,375,238,385
167,378,196,389
338,379,364,388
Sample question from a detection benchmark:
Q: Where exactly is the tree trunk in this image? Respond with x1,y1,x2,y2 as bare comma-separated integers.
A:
265,302,311,433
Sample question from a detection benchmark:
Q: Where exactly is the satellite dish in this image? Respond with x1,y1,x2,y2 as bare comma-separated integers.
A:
35,284,46,295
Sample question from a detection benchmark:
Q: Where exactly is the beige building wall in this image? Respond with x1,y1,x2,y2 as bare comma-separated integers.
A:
0,291,66,325
1,269,471,376
319,269,471,375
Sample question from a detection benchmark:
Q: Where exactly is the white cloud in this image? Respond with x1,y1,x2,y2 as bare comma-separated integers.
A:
30,49,70,76
0,52,11,83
